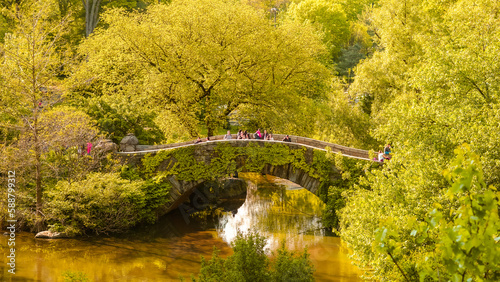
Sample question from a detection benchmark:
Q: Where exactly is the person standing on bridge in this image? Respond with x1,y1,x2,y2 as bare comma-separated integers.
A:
224,130,232,140
282,135,291,142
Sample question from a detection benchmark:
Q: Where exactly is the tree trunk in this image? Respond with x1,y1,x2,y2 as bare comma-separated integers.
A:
31,32,43,231
206,120,214,137
35,136,43,231
33,99,43,231
83,0,102,37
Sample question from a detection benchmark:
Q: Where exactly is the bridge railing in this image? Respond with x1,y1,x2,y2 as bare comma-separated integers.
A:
130,134,370,160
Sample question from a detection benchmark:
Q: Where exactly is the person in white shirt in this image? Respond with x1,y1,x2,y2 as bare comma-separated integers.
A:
378,151,385,162
224,130,232,140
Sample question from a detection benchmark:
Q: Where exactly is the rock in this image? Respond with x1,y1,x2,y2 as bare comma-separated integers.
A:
95,139,119,153
35,231,68,239
120,133,139,152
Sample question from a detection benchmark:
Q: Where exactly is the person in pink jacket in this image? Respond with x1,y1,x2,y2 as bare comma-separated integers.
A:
254,128,262,139
86,142,92,155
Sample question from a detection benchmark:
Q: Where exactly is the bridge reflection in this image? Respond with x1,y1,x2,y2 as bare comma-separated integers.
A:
218,173,326,251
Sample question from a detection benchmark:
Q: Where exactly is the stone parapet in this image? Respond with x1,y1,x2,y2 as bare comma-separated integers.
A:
129,134,370,160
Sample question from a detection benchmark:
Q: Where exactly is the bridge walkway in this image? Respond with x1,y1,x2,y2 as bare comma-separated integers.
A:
118,134,370,161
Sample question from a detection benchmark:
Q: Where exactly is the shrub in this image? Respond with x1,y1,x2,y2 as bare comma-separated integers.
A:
45,172,169,235
193,231,315,282
271,242,315,282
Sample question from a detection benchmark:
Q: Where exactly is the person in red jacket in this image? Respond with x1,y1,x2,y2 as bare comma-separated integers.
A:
86,142,92,155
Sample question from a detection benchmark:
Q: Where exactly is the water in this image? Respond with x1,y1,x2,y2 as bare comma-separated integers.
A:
218,173,362,281
0,173,361,281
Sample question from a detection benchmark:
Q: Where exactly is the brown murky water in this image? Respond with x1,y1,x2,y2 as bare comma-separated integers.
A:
0,173,361,281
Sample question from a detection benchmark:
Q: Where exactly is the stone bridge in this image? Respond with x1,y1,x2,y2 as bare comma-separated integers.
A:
118,134,370,215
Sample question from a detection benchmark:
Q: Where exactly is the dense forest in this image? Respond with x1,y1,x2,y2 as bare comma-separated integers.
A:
1,0,499,281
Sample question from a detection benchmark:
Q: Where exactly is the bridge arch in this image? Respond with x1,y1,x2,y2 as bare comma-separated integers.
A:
119,136,370,215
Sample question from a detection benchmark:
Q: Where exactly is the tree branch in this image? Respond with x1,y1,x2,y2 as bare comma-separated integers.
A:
387,251,410,282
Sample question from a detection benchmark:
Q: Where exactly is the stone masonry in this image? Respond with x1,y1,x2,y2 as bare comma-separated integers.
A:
119,138,365,215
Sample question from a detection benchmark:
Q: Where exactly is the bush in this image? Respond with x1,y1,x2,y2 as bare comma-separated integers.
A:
192,231,315,282
271,243,315,282
45,172,170,235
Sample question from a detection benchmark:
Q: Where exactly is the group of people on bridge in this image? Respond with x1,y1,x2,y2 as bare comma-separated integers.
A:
194,129,293,144
377,144,392,162
225,129,292,142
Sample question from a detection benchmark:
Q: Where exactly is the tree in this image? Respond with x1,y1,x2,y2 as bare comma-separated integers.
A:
340,0,378,22
339,0,500,279
0,0,69,230
286,0,350,60
57,0,79,17
364,0,500,183
69,94,165,144
313,79,377,149
37,106,100,183
83,0,143,37
373,146,500,281
243,0,291,14
74,0,329,138
0,0,27,8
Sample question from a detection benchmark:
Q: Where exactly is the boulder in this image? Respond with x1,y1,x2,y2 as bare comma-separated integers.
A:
95,139,119,153
35,230,68,239
120,133,139,152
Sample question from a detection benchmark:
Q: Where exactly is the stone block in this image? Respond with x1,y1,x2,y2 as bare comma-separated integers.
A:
168,175,182,191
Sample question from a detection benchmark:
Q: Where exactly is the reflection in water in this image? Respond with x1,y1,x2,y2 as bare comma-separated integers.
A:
0,213,233,282
218,173,362,281
0,173,361,281
218,173,326,251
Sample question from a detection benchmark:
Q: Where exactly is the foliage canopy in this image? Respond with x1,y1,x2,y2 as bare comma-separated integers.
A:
75,0,330,138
